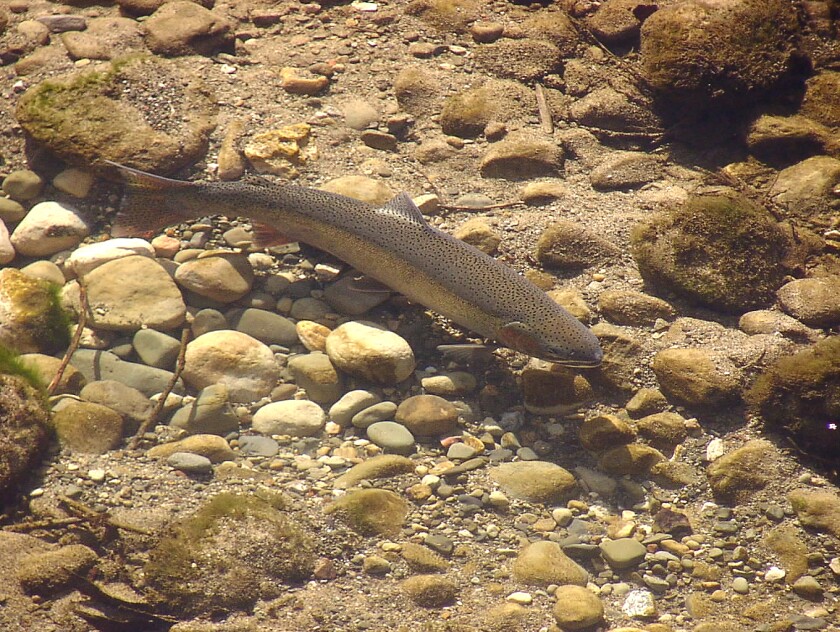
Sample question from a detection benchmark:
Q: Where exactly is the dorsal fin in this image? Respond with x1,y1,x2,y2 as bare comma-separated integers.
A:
378,192,427,225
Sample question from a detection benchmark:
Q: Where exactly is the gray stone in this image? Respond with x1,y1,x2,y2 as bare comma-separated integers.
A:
237,435,279,457
366,421,415,455
2,170,43,201
79,380,152,434
170,384,239,436
228,308,298,346
191,308,228,337
166,451,213,475
70,349,182,397
351,401,398,429
133,328,181,369
599,538,647,569
10,201,89,257
328,390,381,426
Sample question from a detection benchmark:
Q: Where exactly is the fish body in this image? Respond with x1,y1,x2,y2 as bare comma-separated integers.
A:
109,163,603,367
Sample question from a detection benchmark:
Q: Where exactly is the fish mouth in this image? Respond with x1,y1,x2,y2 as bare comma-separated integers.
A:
539,347,604,368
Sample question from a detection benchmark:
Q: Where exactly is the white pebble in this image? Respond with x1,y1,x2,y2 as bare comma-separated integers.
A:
88,468,106,483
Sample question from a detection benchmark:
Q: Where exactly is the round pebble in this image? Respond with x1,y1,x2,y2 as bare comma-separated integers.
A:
252,399,326,437
366,421,415,455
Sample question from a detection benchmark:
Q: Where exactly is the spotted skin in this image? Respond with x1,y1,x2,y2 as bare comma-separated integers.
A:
110,164,603,367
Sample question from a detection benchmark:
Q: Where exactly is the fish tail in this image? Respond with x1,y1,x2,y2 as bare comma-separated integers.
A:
106,161,195,239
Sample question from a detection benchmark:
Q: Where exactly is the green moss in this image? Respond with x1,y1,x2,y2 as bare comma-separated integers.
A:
325,488,408,537
746,337,840,460
0,269,71,354
144,491,313,616
440,88,495,138
0,345,44,391
630,191,793,312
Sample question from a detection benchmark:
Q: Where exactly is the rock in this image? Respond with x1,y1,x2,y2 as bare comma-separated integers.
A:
51,168,92,199
52,401,124,453
328,390,381,426
420,372,477,396
401,542,448,572
652,348,740,407
414,139,456,164
0,198,26,224
67,238,155,277
522,361,594,416
590,152,664,191
2,170,43,201
324,275,391,316
70,349,181,397
351,401,399,429
79,380,151,433
287,353,343,405
237,435,279,457
170,384,239,436
133,329,181,369
19,354,84,395
622,589,657,618
227,308,298,346
707,440,777,501
325,321,416,385
574,466,618,497
738,309,819,341
18,261,65,286
589,323,643,392
144,492,313,616
597,444,665,475
0,268,70,354
16,545,98,595
639,0,800,104
474,39,561,82
489,461,577,504
395,395,459,436
243,124,315,178
634,412,688,452
393,66,444,115
630,190,797,312
588,0,655,46
83,255,186,332
10,201,89,257
792,576,823,599
320,176,394,205
777,277,840,328
289,297,329,321
175,253,253,303
452,218,501,254
217,119,246,181
166,452,213,475
296,320,332,352
60,16,145,61
513,540,588,586
366,421,415,455
521,180,568,204
600,538,647,570
15,57,216,173
439,81,534,139
279,66,329,95
333,454,414,489
360,130,397,151
567,85,662,138
147,434,235,463
746,337,840,460
480,134,564,180
547,288,592,322
788,488,840,539
401,574,458,607
801,71,840,127
183,331,280,403
325,489,407,536
143,1,234,56
342,99,380,130
470,21,504,43
763,525,809,583
252,399,325,437
0,376,49,503
599,290,676,327
579,413,636,452
769,156,840,222
535,220,621,269
625,388,668,417
746,114,833,167
552,585,605,630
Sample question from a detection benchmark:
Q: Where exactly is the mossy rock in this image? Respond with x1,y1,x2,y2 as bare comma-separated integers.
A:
746,337,840,460
0,268,71,355
440,81,534,138
404,0,479,33
14,55,216,173
325,488,407,537
144,491,315,616
630,190,795,312
0,375,49,507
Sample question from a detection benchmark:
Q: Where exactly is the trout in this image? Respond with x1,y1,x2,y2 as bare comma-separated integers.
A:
108,162,603,367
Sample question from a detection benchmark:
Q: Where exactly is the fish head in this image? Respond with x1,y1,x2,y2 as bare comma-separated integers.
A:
496,320,603,368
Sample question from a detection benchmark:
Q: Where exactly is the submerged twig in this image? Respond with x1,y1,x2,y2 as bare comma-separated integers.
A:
535,84,554,135
439,200,525,212
48,280,88,396
128,324,190,450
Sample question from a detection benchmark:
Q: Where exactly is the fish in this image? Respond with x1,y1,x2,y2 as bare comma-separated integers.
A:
106,162,603,368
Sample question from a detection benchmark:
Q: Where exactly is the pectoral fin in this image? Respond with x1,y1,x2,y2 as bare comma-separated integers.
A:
495,322,545,357
251,222,294,248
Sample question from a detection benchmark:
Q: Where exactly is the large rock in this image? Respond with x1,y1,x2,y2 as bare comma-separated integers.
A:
395,395,459,436
639,0,800,104
706,440,777,501
325,321,416,385
0,268,70,354
52,401,124,453
776,277,840,328
175,253,254,303
0,376,49,505
182,331,280,403
143,1,234,57
480,134,564,180
10,201,89,257
440,80,535,138
787,488,840,540
83,255,186,332
631,190,797,312
553,585,605,630
536,220,621,269
489,461,577,504
512,540,588,586
652,348,741,407
325,489,407,537
14,57,216,173
69,349,182,397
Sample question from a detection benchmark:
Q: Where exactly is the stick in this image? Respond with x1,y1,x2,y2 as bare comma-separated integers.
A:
439,200,525,212
535,84,554,135
48,281,88,396
128,324,190,450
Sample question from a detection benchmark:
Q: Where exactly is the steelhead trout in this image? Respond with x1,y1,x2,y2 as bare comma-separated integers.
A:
108,163,603,367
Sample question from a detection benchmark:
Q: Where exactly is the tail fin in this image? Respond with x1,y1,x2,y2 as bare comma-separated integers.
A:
106,161,194,239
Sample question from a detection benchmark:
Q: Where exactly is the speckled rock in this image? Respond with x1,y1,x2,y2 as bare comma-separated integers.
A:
52,401,124,453
147,434,235,463
325,321,416,385
175,253,254,303
489,461,577,504
553,584,605,630
83,255,186,332
652,348,740,406
536,220,621,269
707,440,777,501
252,399,325,437
10,201,89,257
170,384,239,436
0,376,50,504
590,151,664,191
513,540,588,586
776,277,840,328
763,524,809,583
395,395,459,436
599,290,676,327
